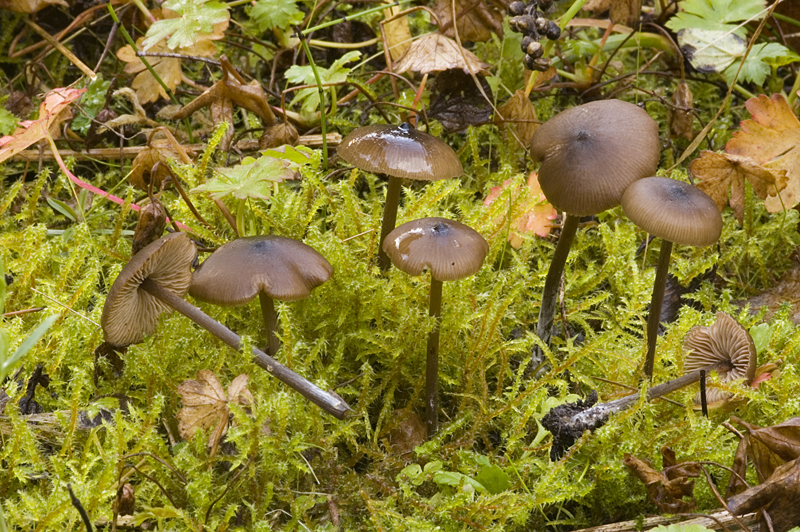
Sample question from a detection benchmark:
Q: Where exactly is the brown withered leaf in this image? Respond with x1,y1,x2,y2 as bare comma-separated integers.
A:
730,416,800,487
176,370,254,456
728,457,800,532
690,151,787,224
726,93,800,212
429,69,493,131
0,0,66,13
173,56,275,151
259,122,299,150
395,33,490,75
669,81,694,140
582,0,641,27
132,197,167,255
385,409,426,459
383,2,412,61
495,89,538,148
623,447,698,513
130,138,194,191
433,0,502,42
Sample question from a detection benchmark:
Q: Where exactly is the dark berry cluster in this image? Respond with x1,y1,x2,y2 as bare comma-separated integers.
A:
507,0,561,72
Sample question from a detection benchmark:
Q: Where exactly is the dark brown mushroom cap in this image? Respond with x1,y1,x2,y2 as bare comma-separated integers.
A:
382,217,488,281
529,99,660,215
189,236,333,305
337,123,462,181
101,232,196,346
683,312,757,404
621,177,722,247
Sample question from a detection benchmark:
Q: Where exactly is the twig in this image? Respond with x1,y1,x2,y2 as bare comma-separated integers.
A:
67,484,93,532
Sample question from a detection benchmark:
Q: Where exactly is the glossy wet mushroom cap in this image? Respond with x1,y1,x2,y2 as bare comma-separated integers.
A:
529,99,660,215
621,177,722,247
189,236,333,304
683,312,757,404
382,217,488,281
101,232,196,346
337,123,462,181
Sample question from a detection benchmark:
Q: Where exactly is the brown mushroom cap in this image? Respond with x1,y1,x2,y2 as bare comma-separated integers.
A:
337,123,462,181
621,177,722,247
189,236,333,305
382,217,488,281
529,99,660,215
683,312,757,404
101,232,196,346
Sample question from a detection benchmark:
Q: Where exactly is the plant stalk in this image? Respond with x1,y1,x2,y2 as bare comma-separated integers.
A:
140,278,349,419
259,292,281,358
378,175,403,271
533,213,580,364
643,239,673,380
426,277,443,439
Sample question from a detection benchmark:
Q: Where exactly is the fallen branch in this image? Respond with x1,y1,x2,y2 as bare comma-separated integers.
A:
542,361,732,460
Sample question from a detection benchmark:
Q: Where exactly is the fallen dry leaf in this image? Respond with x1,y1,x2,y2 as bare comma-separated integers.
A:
582,0,641,26
495,89,538,148
728,456,800,532
429,69,492,131
0,88,85,165
623,447,699,513
432,0,502,42
130,136,194,191
0,0,66,13
669,81,694,140
726,93,800,212
484,171,557,248
383,1,412,61
394,33,490,75
690,150,787,224
176,370,254,456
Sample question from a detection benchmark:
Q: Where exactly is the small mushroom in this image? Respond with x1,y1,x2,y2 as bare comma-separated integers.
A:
189,236,333,357
337,123,462,271
683,312,756,405
622,177,722,379
529,99,660,353
383,217,488,437
101,233,348,418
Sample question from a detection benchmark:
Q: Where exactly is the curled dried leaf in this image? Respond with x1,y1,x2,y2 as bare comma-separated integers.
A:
395,33,490,75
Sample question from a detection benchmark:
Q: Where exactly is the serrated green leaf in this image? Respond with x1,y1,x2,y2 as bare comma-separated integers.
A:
192,155,296,201
249,0,303,33
284,51,361,113
723,42,800,85
141,0,229,51
71,75,110,135
261,144,313,165
666,0,767,36
0,105,17,136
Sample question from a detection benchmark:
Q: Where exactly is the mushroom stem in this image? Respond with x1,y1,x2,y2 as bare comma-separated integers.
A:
426,277,443,438
643,239,673,380
259,292,280,357
378,176,403,271
533,213,580,362
140,278,349,419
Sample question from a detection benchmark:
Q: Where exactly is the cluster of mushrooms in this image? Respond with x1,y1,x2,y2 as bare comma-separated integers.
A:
101,98,754,441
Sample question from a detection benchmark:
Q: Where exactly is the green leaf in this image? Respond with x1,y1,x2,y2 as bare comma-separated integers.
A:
284,51,361,113
70,75,110,135
142,0,229,51
678,28,745,75
475,464,511,494
431,470,487,493
723,42,800,85
750,323,772,354
192,155,297,201
261,145,313,166
666,0,767,36
249,0,303,33
0,105,17,137
0,314,59,383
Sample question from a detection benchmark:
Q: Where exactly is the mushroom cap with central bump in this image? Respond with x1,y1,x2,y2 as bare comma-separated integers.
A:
101,232,196,347
683,312,757,404
189,236,333,305
337,123,462,181
382,217,488,281
529,99,660,215
621,177,722,247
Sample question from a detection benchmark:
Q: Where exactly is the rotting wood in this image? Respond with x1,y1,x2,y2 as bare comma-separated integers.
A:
569,509,759,532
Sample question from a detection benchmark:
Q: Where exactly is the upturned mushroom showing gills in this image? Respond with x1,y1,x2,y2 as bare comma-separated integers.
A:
683,312,756,407
337,123,462,271
529,99,660,355
383,217,488,438
101,233,348,418
621,177,722,379
189,235,333,357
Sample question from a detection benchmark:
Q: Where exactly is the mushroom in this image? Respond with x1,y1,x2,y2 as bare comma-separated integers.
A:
189,235,333,357
529,99,660,354
621,177,722,379
101,233,348,418
337,123,463,271
383,217,488,437
683,312,756,406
